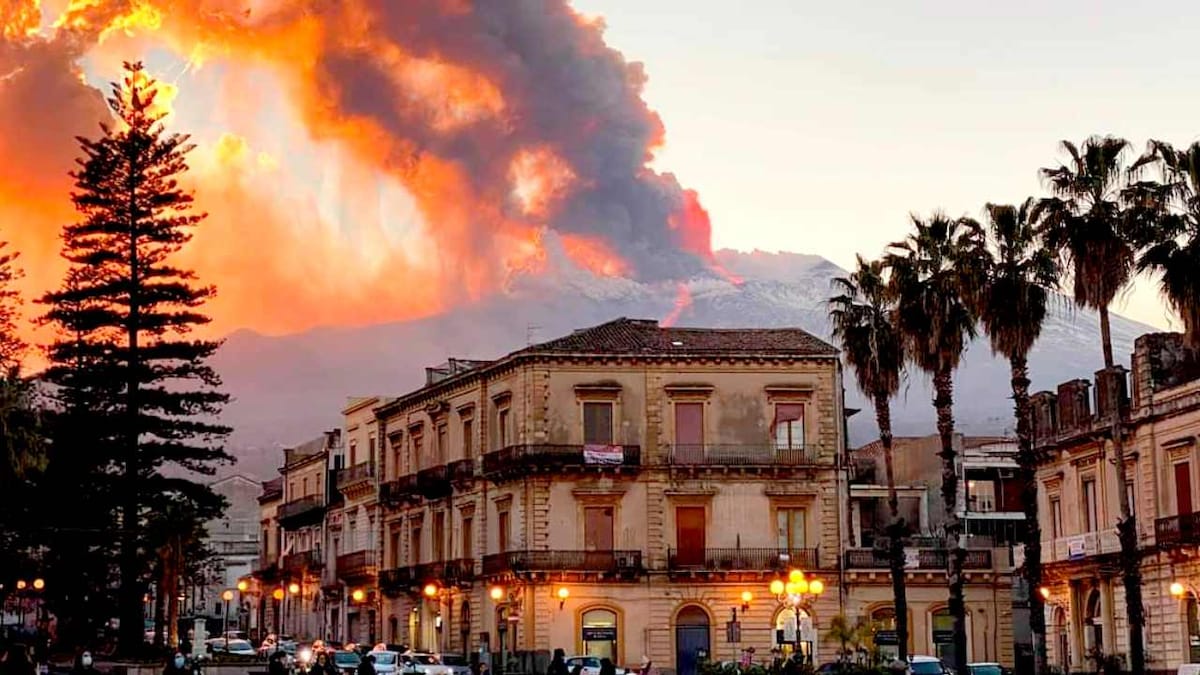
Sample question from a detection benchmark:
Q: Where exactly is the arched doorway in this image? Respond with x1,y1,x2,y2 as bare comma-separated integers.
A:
1052,607,1068,670
675,605,711,675
869,606,899,663
581,608,619,660
1083,590,1103,654
772,606,816,664
389,616,399,644
460,601,472,654
930,607,969,665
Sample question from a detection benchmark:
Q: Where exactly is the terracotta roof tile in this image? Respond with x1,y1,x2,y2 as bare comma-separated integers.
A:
518,318,838,357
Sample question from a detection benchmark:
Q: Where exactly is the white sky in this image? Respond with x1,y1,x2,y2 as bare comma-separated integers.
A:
573,0,1200,330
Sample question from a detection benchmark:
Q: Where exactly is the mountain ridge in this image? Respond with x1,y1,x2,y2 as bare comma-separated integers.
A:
211,248,1155,479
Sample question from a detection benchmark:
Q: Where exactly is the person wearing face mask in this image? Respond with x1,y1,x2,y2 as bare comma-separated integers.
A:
163,652,189,675
71,651,99,675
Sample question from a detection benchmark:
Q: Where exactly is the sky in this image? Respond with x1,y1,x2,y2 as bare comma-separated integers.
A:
572,0,1200,330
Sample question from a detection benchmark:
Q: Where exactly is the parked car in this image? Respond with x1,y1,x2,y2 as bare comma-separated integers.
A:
565,656,626,675
370,650,400,675
205,638,257,657
908,656,953,675
332,650,363,675
399,653,453,675
438,654,471,675
966,664,1008,675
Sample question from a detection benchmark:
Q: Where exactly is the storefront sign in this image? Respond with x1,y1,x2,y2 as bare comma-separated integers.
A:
582,626,617,642
932,630,954,644
874,630,898,646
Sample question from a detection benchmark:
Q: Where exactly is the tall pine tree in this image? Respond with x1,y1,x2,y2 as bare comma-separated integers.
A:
39,61,232,654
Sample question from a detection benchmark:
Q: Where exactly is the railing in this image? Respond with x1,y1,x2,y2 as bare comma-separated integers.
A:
379,567,414,593
666,547,819,571
336,463,375,490
336,550,377,580
417,466,452,499
1156,512,1200,546
481,444,641,477
667,444,821,466
282,549,323,574
1041,530,1121,563
409,559,478,585
380,475,420,505
448,458,476,482
277,495,325,525
482,550,643,576
844,548,992,570
253,554,279,579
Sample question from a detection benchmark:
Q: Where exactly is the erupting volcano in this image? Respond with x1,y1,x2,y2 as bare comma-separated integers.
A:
0,0,719,340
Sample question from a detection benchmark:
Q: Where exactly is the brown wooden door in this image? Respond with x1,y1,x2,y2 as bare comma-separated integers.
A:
1177,462,1193,515
675,506,706,567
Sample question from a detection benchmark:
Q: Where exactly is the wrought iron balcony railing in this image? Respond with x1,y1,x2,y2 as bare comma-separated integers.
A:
666,547,819,571
667,444,821,466
277,495,326,527
481,444,641,479
380,475,420,505
336,550,378,580
482,549,643,576
336,463,375,491
447,458,476,482
844,548,992,570
416,466,452,500
281,549,323,574
1156,511,1200,546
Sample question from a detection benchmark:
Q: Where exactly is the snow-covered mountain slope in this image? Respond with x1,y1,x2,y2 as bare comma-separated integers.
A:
213,248,1155,479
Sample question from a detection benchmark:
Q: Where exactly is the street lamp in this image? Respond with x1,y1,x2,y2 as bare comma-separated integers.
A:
1171,582,1186,598
740,591,753,613
556,587,569,610
769,569,825,664
351,588,366,604
222,590,234,650
237,580,249,593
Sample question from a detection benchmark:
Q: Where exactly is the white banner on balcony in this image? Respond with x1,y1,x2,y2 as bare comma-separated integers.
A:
584,444,623,464
903,548,920,569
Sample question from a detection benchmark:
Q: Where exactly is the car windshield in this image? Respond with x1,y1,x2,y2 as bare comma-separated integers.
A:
911,663,944,675
227,640,253,650
411,655,439,665
440,655,466,666
969,667,1003,675
373,654,397,665
335,652,362,666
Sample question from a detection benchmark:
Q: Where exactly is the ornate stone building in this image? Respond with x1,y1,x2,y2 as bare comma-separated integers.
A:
1036,332,1200,674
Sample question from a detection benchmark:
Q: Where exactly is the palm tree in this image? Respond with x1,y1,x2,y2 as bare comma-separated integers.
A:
829,255,909,663
972,199,1057,673
1128,140,1200,349
884,212,984,675
1032,136,1144,675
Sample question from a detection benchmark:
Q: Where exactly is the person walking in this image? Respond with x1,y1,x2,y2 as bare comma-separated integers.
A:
162,652,189,675
547,650,568,675
268,650,289,675
357,654,377,675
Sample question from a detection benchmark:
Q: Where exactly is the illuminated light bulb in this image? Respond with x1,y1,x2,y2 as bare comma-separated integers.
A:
557,587,570,600
273,589,284,601
1038,587,1051,600
769,580,784,596
237,580,249,593
351,589,366,603
32,579,44,591
423,583,439,598
490,586,505,601
788,569,804,584
288,582,300,595
1171,582,1186,598
740,591,753,604
809,579,824,595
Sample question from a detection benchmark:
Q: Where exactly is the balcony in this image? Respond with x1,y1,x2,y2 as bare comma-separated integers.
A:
482,550,643,577
666,547,819,573
417,466,452,500
252,554,280,582
481,444,641,480
447,458,476,483
337,463,375,492
379,567,414,597
666,444,822,467
336,550,378,582
844,548,992,571
277,495,326,528
281,550,323,575
1041,530,1121,563
1157,512,1200,546
380,475,420,506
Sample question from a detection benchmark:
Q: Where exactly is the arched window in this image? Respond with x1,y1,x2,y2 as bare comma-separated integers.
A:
772,606,815,664
1052,607,1068,669
930,608,963,665
461,601,472,652
389,616,399,644
582,608,619,661
869,606,899,663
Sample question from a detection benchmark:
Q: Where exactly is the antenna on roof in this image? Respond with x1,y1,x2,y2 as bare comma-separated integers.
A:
526,324,542,346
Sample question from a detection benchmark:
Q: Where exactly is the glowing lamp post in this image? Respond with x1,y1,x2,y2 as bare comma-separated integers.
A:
769,569,825,663
221,589,235,649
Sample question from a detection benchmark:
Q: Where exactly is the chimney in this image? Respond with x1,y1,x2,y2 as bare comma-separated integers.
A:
1094,367,1129,421
1031,391,1058,445
1056,379,1092,433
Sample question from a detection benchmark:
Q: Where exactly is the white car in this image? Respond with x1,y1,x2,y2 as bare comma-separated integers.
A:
438,654,472,675
206,638,257,656
400,653,454,675
565,656,626,675
370,651,401,675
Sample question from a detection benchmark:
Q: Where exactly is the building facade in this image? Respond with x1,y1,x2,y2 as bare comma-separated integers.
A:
1035,332,1200,674
848,435,1018,666
201,475,263,634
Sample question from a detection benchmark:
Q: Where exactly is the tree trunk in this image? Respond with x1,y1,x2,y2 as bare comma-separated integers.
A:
1011,355,1047,674
875,391,909,663
167,538,181,649
1099,305,1114,369
933,369,967,675
119,163,143,656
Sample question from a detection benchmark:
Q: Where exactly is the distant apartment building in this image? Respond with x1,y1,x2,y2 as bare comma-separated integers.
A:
199,475,263,632
1035,332,1200,673
249,476,284,639
848,434,1019,665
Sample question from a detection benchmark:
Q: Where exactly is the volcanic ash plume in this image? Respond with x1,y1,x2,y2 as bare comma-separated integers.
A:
0,0,718,338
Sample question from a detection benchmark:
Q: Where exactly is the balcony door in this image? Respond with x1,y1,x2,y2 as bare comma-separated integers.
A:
584,506,614,551
674,402,704,463
675,506,706,567
1176,461,1193,515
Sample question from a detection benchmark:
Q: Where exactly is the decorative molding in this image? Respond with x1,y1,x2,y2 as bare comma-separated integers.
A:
1164,436,1196,450
492,391,513,405
571,487,629,498
425,400,450,417
574,381,623,399
1071,453,1099,469
764,484,821,497
663,383,715,396
456,403,476,417
664,486,719,497
765,383,816,395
